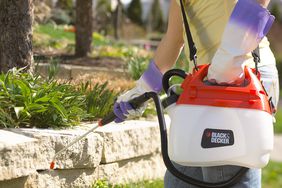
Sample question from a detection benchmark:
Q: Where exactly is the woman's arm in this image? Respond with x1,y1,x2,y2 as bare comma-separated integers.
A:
256,0,270,8
153,0,184,74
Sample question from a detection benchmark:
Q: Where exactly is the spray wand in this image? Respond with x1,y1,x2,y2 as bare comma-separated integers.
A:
49,94,151,170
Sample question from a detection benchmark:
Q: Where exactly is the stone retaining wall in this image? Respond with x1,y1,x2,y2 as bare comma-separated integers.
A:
0,121,166,188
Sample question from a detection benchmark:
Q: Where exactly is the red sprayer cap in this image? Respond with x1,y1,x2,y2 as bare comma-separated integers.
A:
177,64,272,114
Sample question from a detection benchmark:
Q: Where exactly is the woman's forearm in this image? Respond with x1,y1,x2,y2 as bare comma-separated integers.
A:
256,0,270,8
153,0,184,74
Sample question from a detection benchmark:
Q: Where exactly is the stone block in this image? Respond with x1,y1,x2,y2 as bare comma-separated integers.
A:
0,125,103,181
96,120,161,163
98,153,166,184
0,130,38,181
9,125,103,170
0,176,34,188
28,153,165,188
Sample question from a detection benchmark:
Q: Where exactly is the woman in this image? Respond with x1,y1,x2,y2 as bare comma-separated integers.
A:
114,0,279,187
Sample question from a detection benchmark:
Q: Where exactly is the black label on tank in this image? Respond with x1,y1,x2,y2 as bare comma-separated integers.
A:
201,129,234,148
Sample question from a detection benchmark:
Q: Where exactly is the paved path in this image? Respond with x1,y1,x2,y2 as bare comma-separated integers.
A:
271,135,282,162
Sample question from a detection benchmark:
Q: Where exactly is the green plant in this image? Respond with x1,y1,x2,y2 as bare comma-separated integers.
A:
92,179,164,188
127,57,150,80
174,49,190,72
84,82,116,120
0,68,117,128
92,179,109,188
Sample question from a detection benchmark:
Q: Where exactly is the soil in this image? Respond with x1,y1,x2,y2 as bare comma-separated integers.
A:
34,53,125,69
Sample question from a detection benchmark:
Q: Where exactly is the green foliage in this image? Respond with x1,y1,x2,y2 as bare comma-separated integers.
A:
270,3,282,23
127,0,143,25
93,32,111,46
127,56,150,80
0,68,117,128
174,49,190,72
262,161,282,188
85,82,116,119
34,24,74,41
33,24,74,52
92,179,109,188
93,179,164,188
275,58,282,89
33,24,112,53
274,108,282,134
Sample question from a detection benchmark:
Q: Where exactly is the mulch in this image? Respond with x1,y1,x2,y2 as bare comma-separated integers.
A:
34,53,125,69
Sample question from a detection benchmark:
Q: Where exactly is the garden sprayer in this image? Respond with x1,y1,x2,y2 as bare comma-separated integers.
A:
50,0,275,186
50,63,274,188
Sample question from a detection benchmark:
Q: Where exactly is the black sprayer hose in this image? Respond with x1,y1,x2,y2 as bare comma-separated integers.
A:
144,92,248,188
162,69,187,95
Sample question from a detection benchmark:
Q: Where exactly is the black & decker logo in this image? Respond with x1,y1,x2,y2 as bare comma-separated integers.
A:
201,129,234,148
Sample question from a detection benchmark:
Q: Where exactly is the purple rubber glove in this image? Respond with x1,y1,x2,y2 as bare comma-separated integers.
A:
207,0,274,85
114,60,163,123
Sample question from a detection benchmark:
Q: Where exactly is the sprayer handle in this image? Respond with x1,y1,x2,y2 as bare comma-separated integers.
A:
100,93,151,126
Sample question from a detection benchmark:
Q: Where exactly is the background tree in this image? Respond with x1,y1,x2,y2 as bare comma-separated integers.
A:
126,0,143,25
93,0,112,35
113,0,123,40
151,0,164,32
0,0,33,72
75,0,93,57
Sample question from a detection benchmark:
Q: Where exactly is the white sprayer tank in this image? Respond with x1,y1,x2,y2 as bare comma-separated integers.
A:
166,103,274,169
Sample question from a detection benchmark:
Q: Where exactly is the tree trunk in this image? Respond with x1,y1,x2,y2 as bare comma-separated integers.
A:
114,0,122,40
0,0,33,73
75,0,93,57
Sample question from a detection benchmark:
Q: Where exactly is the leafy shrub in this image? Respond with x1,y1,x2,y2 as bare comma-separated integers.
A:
0,68,117,128
127,56,150,80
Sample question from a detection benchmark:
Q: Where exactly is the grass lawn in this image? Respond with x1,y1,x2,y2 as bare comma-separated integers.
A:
262,161,282,188
34,24,111,46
